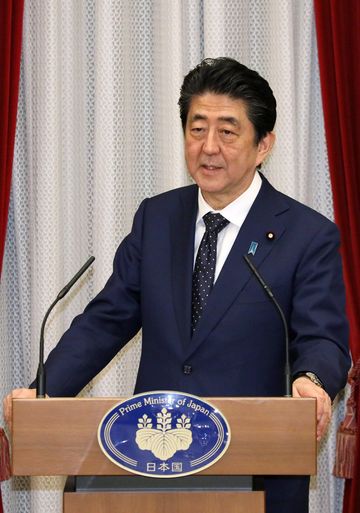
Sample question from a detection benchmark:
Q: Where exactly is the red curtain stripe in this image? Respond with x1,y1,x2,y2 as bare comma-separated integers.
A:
0,1,24,511
314,0,360,363
0,0,25,277
314,2,360,513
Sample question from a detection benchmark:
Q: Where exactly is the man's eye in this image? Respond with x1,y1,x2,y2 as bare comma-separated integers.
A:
190,127,205,137
221,129,234,136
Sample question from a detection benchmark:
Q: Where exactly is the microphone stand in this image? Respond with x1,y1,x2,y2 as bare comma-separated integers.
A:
36,256,95,398
243,254,292,397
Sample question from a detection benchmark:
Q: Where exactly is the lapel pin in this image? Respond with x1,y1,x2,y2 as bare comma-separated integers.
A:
266,231,275,240
248,241,258,256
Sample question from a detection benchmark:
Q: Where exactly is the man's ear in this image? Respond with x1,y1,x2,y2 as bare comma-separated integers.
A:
256,132,276,167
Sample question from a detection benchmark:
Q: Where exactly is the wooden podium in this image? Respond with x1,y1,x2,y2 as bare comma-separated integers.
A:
11,397,316,513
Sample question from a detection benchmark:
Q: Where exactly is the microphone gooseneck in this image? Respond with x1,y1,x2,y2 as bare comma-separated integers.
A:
243,254,292,397
36,256,95,398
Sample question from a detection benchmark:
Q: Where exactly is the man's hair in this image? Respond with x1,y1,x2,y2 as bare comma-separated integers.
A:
178,57,277,143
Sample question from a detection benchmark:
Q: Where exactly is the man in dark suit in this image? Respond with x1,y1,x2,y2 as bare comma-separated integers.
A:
5,58,350,513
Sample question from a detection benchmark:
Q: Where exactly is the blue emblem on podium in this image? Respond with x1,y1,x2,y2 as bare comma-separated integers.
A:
98,391,231,477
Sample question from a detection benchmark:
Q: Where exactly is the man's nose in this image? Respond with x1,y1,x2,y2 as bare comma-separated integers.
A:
202,131,220,155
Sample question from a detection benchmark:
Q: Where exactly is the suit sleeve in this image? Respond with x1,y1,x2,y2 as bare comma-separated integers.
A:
290,220,350,399
36,200,147,397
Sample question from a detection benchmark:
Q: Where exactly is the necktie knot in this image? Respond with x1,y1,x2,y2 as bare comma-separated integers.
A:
203,212,229,234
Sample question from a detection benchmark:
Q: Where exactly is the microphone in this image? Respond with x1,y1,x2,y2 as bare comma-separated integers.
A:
243,254,292,397
36,256,95,398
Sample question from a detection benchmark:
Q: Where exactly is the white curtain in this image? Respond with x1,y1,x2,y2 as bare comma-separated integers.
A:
0,1,346,512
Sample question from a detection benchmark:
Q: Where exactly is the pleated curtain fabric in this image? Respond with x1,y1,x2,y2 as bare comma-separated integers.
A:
314,2,360,512
0,0,24,275
0,1,346,512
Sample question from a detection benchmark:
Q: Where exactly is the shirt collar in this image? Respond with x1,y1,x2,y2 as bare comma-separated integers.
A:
196,171,262,227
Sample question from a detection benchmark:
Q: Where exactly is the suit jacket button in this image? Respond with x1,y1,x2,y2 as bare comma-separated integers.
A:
183,364,192,375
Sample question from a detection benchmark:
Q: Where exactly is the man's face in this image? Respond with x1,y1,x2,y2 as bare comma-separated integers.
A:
185,93,274,209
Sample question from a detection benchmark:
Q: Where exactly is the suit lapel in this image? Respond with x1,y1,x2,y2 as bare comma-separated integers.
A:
187,177,289,356
171,186,198,346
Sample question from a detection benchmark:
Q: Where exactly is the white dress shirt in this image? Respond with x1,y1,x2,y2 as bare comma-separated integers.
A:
194,171,262,282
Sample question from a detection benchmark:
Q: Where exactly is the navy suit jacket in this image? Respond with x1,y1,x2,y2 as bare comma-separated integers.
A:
42,175,350,399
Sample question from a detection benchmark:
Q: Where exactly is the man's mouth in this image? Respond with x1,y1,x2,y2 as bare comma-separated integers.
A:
201,164,223,170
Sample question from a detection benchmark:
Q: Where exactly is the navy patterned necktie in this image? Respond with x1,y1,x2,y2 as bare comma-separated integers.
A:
191,212,229,334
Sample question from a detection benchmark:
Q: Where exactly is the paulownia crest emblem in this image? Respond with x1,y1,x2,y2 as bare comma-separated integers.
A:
135,408,193,460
